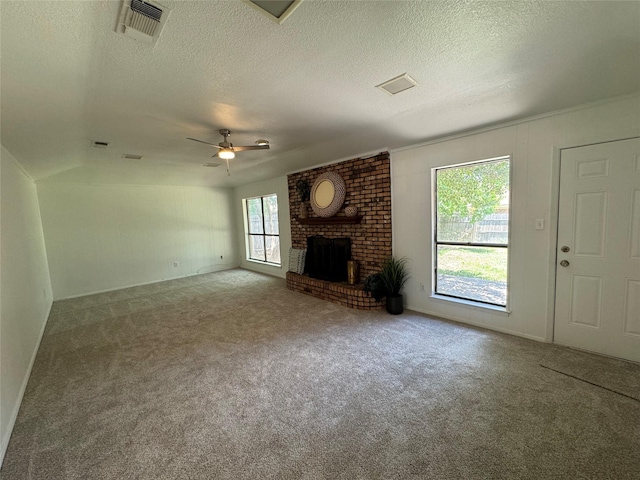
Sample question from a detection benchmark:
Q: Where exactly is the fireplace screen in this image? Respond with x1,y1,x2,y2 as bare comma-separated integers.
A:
306,236,351,282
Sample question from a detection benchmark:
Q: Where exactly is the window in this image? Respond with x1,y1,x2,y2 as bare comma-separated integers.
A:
244,194,281,265
433,156,510,307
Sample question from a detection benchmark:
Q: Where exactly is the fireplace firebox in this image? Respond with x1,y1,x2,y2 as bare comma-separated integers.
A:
306,236,351,282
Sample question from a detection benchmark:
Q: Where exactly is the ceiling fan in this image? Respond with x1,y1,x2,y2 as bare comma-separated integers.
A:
187,129,270,175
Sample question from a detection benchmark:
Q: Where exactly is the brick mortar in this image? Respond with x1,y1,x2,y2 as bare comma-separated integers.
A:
286,272,383,311
288,152,392,281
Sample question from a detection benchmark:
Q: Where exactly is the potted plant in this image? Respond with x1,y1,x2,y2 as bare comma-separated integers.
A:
363,256,410,314
296,179,310,218
380,256,410,314
363,273,386,302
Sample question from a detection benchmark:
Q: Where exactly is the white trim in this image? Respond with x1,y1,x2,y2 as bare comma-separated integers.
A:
434,155,511,171
242,193,282,267
0,301,52,466
391,92,640,155
390,152,396,256
431,155,512,311
406,305,545,343
286,149,388,175
35,180,234,191
54,266,235,301
246,258,282,268
429,294,511,316
555,135,640,152
242,197,250,260
546,135,640,344
547,146,562,343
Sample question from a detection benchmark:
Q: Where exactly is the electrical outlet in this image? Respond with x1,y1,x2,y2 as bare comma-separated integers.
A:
173,261,179,267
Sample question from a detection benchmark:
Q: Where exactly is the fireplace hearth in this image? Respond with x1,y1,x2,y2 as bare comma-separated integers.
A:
306,236,351,282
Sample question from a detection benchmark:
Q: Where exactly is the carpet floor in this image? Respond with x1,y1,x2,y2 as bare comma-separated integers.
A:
2,269,639,479
540,346,640,402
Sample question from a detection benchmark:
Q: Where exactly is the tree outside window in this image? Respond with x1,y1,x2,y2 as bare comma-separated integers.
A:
434,157,510,306
245,194,280,265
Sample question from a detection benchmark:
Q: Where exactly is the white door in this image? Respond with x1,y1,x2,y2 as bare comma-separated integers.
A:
554,137,640,363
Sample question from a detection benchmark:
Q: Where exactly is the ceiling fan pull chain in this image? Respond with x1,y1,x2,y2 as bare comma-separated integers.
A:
226,158,230,176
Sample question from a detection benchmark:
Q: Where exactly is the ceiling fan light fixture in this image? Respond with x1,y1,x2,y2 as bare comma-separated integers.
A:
218,149,235,159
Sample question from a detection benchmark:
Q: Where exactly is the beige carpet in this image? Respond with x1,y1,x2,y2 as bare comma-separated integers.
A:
2,269,640,479
540,346,640,401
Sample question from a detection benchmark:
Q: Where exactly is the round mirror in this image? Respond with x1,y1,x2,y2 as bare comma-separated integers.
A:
310,172,346,217
314,180,335,208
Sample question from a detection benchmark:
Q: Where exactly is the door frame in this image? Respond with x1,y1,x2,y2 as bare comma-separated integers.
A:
546,134,640,343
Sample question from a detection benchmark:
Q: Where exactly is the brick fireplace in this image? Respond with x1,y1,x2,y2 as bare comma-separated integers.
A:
286,151,392,309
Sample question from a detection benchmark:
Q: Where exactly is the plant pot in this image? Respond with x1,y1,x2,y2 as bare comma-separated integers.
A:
386,294,403,315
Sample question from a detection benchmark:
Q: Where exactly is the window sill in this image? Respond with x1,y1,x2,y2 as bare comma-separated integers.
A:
429,294,511,316
246,259,282,268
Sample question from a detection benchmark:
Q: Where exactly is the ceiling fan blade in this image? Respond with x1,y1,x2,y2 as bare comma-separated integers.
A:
232,145,270,152
186,137,222,148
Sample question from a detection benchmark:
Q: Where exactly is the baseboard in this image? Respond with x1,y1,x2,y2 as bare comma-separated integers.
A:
0,300,52,467
55,265,237,301
405,304,547,343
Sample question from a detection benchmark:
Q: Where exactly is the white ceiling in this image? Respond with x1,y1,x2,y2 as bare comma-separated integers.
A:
2,0,639,188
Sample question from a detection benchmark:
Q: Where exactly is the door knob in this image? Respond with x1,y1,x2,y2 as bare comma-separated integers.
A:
561,246,570,253
560,260,570,267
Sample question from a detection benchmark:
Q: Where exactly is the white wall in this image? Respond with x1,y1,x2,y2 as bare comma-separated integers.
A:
1,146,53,464
392,94,640,341
37,183,238,299
234,176,292,277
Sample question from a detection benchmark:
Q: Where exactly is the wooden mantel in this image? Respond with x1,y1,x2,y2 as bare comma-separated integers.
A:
296,215,363,225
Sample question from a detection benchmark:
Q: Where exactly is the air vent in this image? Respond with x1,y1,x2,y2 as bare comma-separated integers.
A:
92,141,110,149
131,0,162,22
376,73,418,96
203,162,221,168
116,0,171,45
122,154,144,160
242,0,303,24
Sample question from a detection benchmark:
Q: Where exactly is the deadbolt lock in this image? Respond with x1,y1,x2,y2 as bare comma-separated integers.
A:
561,246,570,253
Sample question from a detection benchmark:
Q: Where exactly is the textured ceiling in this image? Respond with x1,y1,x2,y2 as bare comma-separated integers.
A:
2,0,639,187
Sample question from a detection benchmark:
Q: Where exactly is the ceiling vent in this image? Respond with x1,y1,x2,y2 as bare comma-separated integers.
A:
92,140,110,148
122,153,144,160
376,73,418,96
203,162,221,168
116,0,171,45
242,0,303,24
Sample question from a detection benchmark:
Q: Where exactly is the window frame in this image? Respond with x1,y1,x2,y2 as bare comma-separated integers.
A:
431,155,512,310
244,193,281,266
